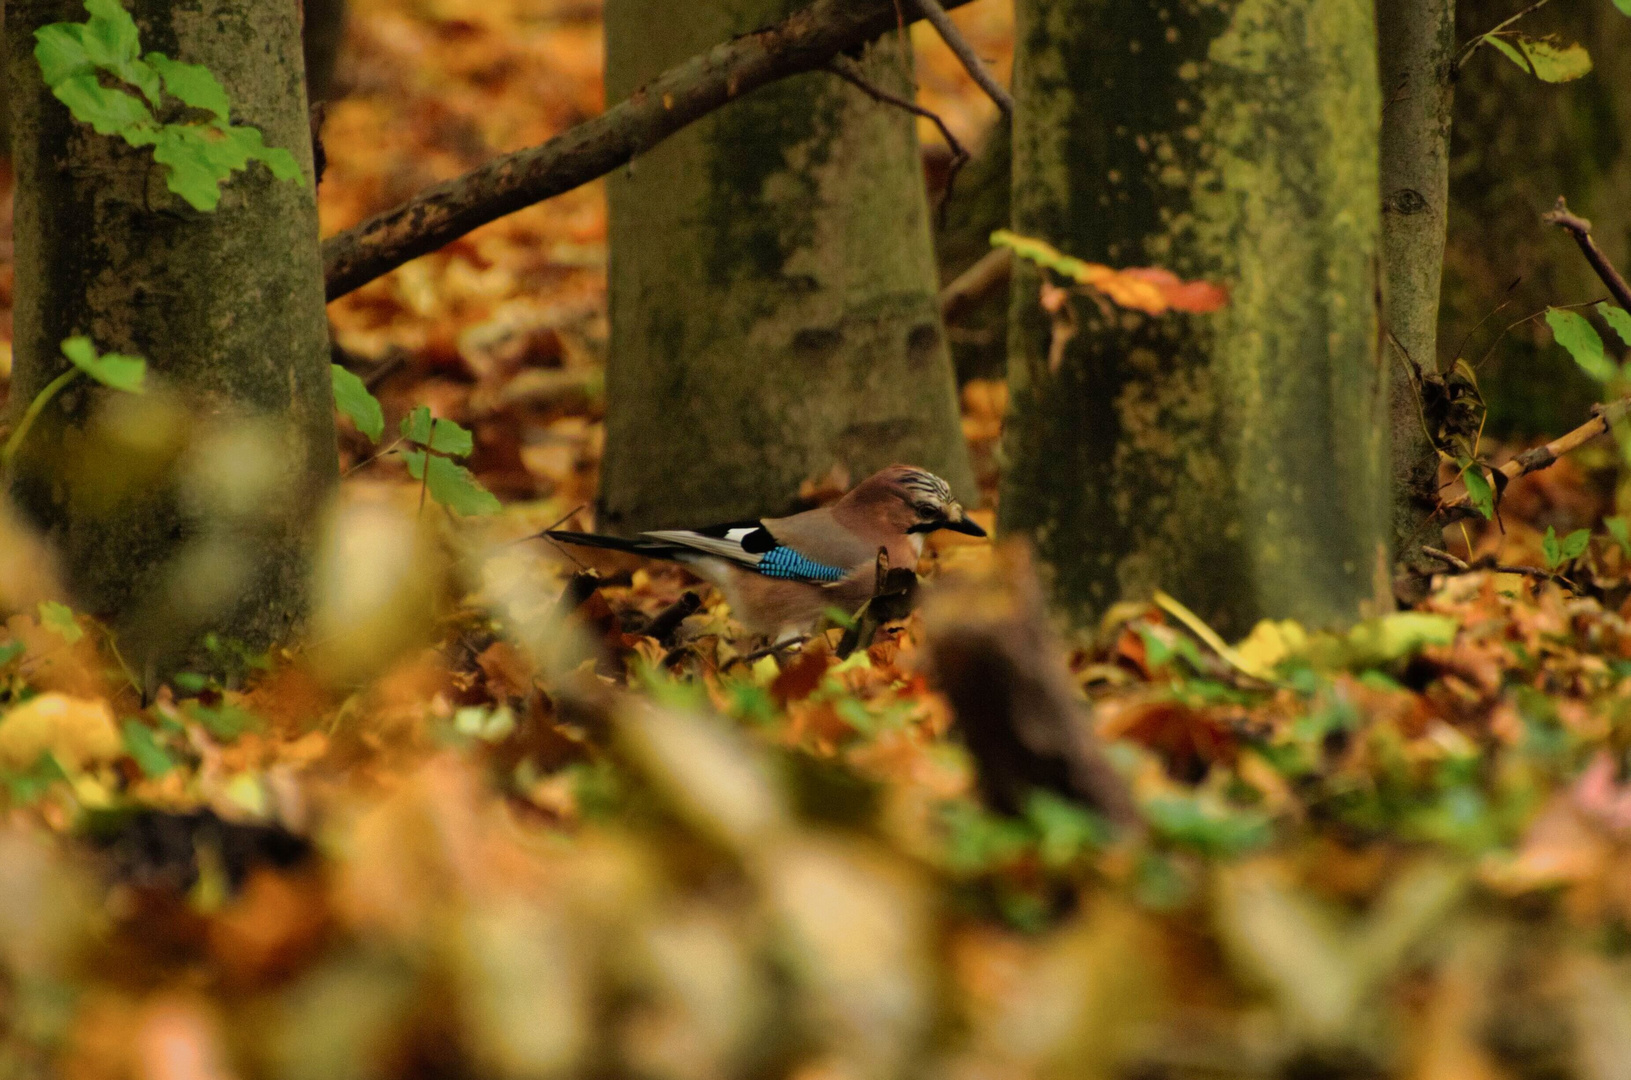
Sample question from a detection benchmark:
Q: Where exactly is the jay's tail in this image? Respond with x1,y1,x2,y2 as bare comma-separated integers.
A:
539,529,698,563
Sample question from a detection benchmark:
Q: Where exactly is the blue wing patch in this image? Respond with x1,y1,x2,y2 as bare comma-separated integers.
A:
757,546,848,583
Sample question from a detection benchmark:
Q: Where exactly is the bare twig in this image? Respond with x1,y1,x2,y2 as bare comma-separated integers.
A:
904,0,1014,117
322,0,978,300
1452,0,1555,73
825,56,969,220
1421,546,1585,596
1543,197,1631,313
940,247,1012,323
1441,395,1631,521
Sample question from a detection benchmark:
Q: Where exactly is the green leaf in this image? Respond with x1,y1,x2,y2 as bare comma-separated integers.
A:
80,0,141,67
1460,461,1495,520
38,601,83,643
61,336,146,393
400,405,434,445
399,407,474,456
120,720,174,778
1599,303,1631,349
1543,526,1562,569
34,24,94,85
145,52,228,120
1615,0,1631,16
403,450,501,515
151,125,231,210
1547,307,1614,382
0,642,24,667
1487,33,1593,82
51,72,154,137
186,702,258,740
1560,528,1592,562
1606,516,1631,556
330,365,384,442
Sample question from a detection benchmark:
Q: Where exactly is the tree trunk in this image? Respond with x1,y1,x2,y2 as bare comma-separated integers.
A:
6,0,334,674
1378,0,1455,573
999,0,1389,637
598,0,974,533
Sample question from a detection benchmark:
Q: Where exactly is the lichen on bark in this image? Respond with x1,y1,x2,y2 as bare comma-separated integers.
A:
598,0,973,532
6,0,335,675
1001,0,1389,636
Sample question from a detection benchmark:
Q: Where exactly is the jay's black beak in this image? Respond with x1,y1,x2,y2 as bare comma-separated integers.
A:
941,513,987,538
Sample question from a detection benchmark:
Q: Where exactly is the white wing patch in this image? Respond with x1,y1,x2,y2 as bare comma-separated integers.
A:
641,529,765,568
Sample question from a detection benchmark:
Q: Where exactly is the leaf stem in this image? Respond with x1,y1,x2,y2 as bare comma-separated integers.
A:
2,368,81,469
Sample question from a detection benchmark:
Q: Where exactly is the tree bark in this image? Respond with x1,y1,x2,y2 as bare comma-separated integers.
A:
999,0,1390,637
1378,0,1455,572
301,0,346,104
6,0,335,674
597,0,974,532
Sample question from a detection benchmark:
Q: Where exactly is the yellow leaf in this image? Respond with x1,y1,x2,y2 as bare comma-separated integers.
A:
0,692,121,770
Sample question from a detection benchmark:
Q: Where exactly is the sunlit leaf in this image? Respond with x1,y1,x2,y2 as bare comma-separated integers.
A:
145,52,229,120
51,73,154,137
61,336,146,392
1547,307,1613,382
1606,516,1631,557
119,720,174,778
1487,33,1593,82
331,365,384,442
33,24,94,86
1598,303,1631,349
37,601,83,643
400,405,434,445
405,451,501,516
991,229,1228,315
1460,460,1495,520
1543,526,1562,569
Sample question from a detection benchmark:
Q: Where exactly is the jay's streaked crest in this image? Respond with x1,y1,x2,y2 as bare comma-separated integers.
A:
541,465,986,639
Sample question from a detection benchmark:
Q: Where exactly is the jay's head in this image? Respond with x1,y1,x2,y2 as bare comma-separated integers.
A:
844,465,988,538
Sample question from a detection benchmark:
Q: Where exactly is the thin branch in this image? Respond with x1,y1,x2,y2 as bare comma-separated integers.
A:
1421,546,1585,596
1440,394,1631,521
825,56,969,222
1542,197,1631,313
940,247,1012,323
1452,0,1555,73
904,0,1014,117
322,0,977,301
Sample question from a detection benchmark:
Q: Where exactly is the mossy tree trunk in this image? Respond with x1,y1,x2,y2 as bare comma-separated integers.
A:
1378,0,1455,573
598,0,974,532
7,0,335,673
999,0,1389,637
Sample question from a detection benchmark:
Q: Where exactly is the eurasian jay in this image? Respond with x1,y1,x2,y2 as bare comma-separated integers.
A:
543,465,987,640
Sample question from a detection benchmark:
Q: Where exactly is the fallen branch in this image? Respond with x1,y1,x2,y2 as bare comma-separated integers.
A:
1542,197,1631,313
322,0,976,301
905,0,1014,117
1421,546,1584,596
939,247,1012,324
825,55,969,221
1440,394,1631,522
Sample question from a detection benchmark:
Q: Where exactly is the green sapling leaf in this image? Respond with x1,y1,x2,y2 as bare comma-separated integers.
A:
1598,303,1631,349
403,450,501,516
38,600,83,643
120,720,174,777
61,336,146,392
1460,461,1495,520
33,24,95,85
1547,307,1614,382
1607,516,1631,557
145,52,228,120
331,365,384,442
400,405,434,445
1487,33,1593,82
1560,528,1591,562
51,74,155,138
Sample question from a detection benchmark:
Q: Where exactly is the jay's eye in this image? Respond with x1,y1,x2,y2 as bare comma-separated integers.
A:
911,502,939,519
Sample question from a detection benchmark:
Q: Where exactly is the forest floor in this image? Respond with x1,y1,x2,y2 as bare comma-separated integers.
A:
3,2,1631,1078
